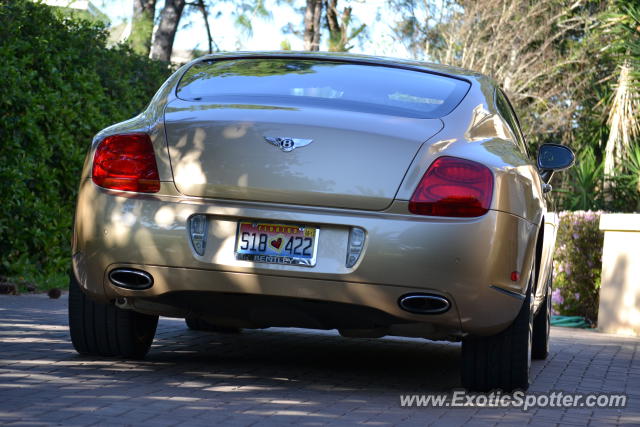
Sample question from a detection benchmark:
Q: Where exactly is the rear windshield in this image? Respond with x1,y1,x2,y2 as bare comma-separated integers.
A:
176,58,470,118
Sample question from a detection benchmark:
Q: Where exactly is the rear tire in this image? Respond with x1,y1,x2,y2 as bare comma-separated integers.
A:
185,315,241,333
461,272,533,392
68,274,158,359
532,279,551,360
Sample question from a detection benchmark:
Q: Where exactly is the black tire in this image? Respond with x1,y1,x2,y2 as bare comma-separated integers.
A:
185,315,203,331
185,315,241,333
532,279,551,360
68,273,158,359
461,273,533,392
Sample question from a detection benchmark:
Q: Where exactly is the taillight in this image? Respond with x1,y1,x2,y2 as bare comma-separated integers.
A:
408,156,493,217
92,133,160,193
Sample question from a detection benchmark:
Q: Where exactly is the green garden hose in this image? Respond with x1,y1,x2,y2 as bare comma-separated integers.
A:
551,315,592,328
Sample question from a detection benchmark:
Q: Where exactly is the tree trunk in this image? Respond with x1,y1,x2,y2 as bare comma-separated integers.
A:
325,0,365,52
130,0,156,57
195,0,213,54
325,0,341,50
304,0,323,51
150,0,186,62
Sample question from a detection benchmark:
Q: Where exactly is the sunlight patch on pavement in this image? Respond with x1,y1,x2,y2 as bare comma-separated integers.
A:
0,322,67,331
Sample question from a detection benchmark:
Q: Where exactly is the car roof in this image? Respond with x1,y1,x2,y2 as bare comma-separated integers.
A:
194,51,492,84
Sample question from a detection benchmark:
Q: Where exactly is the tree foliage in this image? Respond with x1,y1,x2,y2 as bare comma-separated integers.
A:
325,0,366,52
392,0,640,211
301,0,366,51
600,1,640,182
0,0,171,288
556,0,640,211
138,0,270,62
131,0,157,56
552,211,604,324
392,0,604,143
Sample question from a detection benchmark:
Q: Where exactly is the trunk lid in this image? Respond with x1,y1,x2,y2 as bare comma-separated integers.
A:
164,100,443,210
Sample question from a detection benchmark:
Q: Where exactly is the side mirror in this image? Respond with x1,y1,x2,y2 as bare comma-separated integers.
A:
537,143,575,182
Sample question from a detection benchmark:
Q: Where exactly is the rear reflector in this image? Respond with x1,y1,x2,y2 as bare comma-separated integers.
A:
92,133,160,193
346,227,366,268
409,156,493,217
189,214,208,256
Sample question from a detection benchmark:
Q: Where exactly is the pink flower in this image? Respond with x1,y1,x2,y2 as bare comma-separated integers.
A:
551,288,564,305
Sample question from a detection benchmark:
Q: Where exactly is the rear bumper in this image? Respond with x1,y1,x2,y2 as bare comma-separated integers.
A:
72,180,538,337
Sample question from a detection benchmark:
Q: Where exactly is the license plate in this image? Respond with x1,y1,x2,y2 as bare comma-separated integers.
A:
235,221,319,267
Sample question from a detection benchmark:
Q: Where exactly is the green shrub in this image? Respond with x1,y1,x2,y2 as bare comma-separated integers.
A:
0,0,171,289
551,211,604,325
556,145,640,213
558,147,604,211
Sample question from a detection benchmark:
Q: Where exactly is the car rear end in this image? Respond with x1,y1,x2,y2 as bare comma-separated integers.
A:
72,54,538,345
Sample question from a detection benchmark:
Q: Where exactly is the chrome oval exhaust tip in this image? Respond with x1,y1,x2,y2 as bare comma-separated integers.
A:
108,268,153,290
398,293,450,314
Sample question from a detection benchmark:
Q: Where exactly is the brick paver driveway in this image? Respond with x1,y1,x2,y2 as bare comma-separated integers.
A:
1,294,639,426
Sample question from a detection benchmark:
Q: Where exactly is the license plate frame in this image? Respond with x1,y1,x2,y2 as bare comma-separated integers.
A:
234,221,319,267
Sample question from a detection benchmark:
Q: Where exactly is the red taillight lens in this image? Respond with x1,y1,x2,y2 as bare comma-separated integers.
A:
92,133,160,193
409,156,493,217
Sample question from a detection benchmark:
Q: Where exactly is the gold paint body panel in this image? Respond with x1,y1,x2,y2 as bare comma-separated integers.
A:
72,52,558,340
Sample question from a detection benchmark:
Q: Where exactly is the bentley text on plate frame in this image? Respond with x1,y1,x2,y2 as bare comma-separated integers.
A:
68,52,574,392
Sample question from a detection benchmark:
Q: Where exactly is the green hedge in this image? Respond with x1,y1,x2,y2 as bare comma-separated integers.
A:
551,211,604,325
0,0,171,289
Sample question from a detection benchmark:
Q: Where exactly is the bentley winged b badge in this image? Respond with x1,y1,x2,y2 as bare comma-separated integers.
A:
264,136,313,152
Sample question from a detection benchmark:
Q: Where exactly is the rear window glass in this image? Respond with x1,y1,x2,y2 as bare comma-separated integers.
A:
176,58,470,118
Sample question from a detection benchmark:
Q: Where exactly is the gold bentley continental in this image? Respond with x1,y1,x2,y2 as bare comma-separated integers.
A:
69,52,575,392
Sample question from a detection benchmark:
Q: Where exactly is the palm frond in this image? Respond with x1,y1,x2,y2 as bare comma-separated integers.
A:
604,62,640,176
